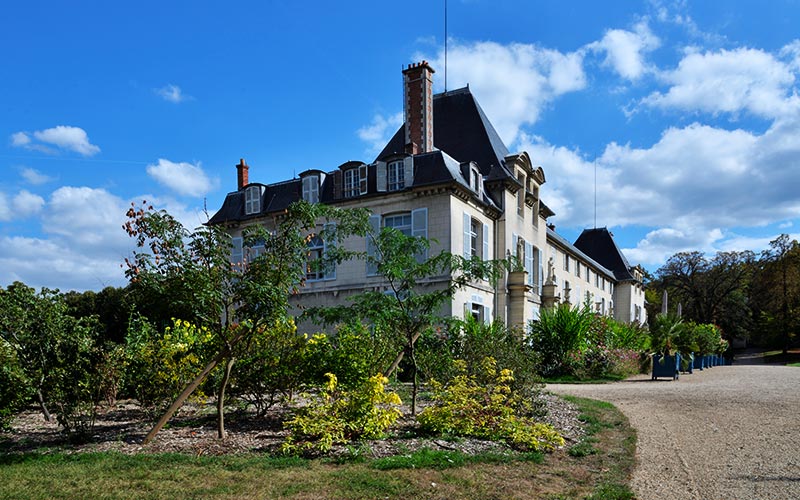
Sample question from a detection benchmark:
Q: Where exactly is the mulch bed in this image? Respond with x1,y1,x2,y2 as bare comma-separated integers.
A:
0,393,584,459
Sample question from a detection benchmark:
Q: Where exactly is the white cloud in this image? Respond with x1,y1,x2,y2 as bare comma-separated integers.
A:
156,84,191,103
357,112,403,154
522,112,800,264
418,40,586,144
0,193,10,222
146,158,215,197
642,47,798,118
11,126,100,156
20,167,54,185
12,190,45,217
780,40,800,71
10,132,30,147
588,21,661,80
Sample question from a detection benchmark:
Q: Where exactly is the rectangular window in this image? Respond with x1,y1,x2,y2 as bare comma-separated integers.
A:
470,218,479,257
517,173,524,217
388,160,405,191
576,261,581,278
586,267,591,283
302,175,319,203
564,254,570,272
384,213,412,236
344,169,359,198
244,186,260,215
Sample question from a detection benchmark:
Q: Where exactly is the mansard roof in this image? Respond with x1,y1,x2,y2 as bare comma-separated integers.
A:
376,87,510,176
547,227,616,281
573,227,636,282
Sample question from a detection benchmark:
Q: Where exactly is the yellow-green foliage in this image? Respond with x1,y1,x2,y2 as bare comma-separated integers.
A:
417,358,564,451
126,317,214,413
282,373,402,454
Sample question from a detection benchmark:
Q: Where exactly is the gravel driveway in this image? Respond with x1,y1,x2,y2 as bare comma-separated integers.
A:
547,355,800,500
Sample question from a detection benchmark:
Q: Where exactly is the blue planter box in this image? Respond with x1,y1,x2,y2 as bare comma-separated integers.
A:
681,353,694,374
693,354,705,370
652,353,681,380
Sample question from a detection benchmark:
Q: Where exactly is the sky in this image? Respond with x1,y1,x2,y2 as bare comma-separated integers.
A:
2,0,800,291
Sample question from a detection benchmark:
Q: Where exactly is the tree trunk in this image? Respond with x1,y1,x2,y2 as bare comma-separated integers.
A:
216,356,236,439
383,330,423,378
143,329,246,444
36,388,52,422
409,342,418,416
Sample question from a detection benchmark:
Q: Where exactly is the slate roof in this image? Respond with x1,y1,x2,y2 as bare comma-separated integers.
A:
546,227,616,281
573,228,636,282
376,87,510,174
208,86,511,225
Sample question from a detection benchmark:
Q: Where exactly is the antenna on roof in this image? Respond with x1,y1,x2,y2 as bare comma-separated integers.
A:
593,158,597,229
444,0,448,92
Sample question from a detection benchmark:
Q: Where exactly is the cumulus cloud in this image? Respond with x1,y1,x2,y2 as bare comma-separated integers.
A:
155,84,191,103
522,113,800,265
12,190,45,217
588,21,661,80
146,158,215,197
357,112,403,155
20,167,54,185
11,126,100,156
0,193,10,221
641,47,798,118
418,40,586,144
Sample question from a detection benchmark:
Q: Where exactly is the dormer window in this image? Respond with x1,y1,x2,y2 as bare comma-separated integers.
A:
388,160,405,191
470,166,482,196
343,164,368,198
302,175,319,203
244,185,261,215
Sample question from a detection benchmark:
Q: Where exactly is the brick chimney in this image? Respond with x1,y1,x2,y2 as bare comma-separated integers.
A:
402,61,435,155
236,158,249,190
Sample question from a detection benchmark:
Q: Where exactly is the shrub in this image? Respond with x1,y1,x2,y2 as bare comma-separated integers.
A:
231,318,308,415
0,340,31,430
124,316,213,415
314,322,402,389
417,358,564,452
282,373,402,454
417,317,543,411
528,304,594,377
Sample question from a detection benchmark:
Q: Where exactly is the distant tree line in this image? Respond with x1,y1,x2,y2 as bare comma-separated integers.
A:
646,234,800,353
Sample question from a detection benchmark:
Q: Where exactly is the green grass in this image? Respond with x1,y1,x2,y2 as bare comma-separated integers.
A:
543,374,628,384
763,350,800,365
0,397,636,500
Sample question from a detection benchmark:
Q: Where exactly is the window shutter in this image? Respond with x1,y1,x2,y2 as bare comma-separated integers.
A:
525,241,533,285
403,156,414,187
512,233,518,265
376,161,387,192
463,302,470,320
231,237,243,269
538,248,544,293
463,212,471,258
482,222,489,260
412,208,428,263
483,305,491,324
323,222,336,280
366,215,381,276
359,164,368,195
302,176,311,202
333,170,343,200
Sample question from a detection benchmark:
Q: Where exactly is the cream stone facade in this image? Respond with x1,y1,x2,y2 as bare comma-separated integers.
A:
209,61,647,330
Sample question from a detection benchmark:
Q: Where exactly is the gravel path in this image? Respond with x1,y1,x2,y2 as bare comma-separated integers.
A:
547,356,800,500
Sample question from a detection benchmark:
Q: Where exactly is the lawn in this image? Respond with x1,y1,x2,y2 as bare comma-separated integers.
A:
0,397,635,500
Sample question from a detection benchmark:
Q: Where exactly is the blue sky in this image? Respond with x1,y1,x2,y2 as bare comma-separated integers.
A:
2,0,800,291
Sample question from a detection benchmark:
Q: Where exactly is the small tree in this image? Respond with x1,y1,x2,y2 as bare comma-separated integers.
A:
123,200,369,442
307,226,504,414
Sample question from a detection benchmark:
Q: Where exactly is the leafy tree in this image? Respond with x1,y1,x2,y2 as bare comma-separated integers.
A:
306,226,504,415
656,250,754,327
755,235,800,353
123,200,369,442
0,338,31,430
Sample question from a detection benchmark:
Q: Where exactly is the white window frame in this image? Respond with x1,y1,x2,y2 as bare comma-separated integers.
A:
302,175,319,204
344,168,359,198
388,160,405,191
244,186,261,215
